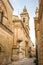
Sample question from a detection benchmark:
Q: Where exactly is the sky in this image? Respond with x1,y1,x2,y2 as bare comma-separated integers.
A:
9,0,39,45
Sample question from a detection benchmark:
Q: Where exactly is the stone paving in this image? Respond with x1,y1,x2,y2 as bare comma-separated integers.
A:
12,58,36,65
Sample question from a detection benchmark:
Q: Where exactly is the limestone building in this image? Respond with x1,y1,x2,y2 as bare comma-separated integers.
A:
0,0,13,65
12,6,32,61
29,40,36,57
34,7,40,65
38,0,43,65
34,7,39,45
34,0,43,65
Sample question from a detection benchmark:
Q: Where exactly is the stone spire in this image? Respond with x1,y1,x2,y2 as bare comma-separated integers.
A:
23,6,27,12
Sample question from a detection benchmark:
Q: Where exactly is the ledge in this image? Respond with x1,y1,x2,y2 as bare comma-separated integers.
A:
0,23,13,35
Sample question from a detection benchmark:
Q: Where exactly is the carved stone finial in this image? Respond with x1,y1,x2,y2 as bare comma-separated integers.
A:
35,7,39,17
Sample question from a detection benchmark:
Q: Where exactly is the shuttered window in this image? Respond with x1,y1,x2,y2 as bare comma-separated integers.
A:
23,18,25,23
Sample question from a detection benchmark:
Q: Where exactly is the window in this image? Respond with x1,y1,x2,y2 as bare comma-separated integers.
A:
23,18,25,23
0,12,2,23
0,47,1,52
25,41,28,47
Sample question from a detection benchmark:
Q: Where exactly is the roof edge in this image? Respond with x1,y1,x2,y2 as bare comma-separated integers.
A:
8,0,14,10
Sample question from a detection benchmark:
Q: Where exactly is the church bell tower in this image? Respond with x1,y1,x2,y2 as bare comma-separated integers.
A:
20,6,30,33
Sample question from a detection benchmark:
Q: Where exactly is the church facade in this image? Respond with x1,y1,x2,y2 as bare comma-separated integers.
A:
12,6,32,61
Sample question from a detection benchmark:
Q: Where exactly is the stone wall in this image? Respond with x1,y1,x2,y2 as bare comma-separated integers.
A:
35,0,43,65
0,28,13,65
0,0,13,31
0,0,13,65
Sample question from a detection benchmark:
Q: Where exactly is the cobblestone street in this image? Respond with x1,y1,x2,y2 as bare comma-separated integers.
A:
12,58,36,65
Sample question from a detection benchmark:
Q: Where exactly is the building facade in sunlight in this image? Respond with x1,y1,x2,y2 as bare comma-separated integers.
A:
34,7,39,65
0,0,35,65
12,6,32,61
38,0,43,65
35,0,43,65
0,0,13,65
